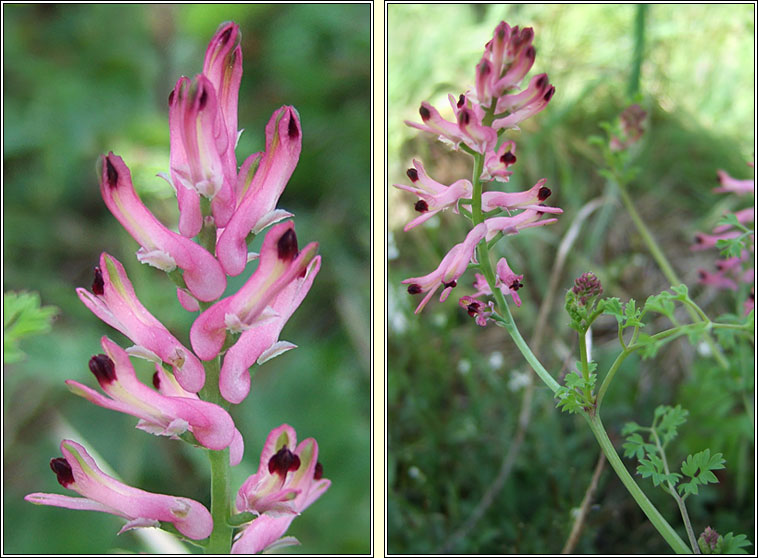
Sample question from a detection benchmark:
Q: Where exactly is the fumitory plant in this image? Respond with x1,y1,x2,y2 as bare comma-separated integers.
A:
393,20,753,554
24,22,330,554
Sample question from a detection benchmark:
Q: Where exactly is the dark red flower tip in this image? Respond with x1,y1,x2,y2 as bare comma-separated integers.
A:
288,112,300,140
510,279,523,291
152,371,161,390
219,25,234,46
458,109,471,126
479,62,491,77
89,354,117,386
168,89,175,106
419,105,431,121
406,168,419,182
414,200,429,213
268,446,301,477
538,186,552,201
457,94,465,109
466,301,481,317
277,229,299,261
443,280,457,289
314,462,323,480
543,86,555,102
92,266,105,295
536,74,548,91
407,284,422,295
501,152,517,166
698,270,707,280
525,46,536,61
198,87,209,111
50,457,75,488
105,157,119,188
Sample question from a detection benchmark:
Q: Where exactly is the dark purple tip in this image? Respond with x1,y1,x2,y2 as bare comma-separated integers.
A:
268,446,301,477
536,75,548,91
277,229,299,261
168,89,175,105
407,284,422,295
457,94,465,108
698,270,707,280
510,279,523,291
406,168,419,182
152,372,161,390
287,113,300,139
50,457,75,487
543,86,555,102
443,280,457,289
219,26,233,45
314,462,323,480
105,157,119,188
89,354,117,386
198,88,208,110
414,200,429,213
525,46,536,61
538,186,551,201
458,110,471,126
92,266,104,295
419,105,431,121
501,152,517,166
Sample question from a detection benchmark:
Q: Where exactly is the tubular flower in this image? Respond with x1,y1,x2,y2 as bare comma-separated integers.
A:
393,159,473,231
402,223,487,313
66,337,236,452
219,256,321,404
484,206,563,241
167,75,235,235
77,252,206,393
458,295,495,326
99,153,226,302
464,178,552,213
231,424,330,553
470,257,525,308
191,221,318,361
714,167,754,195
152,365,245,466
216,106,302,276
481,140,517,182
25,440,213,540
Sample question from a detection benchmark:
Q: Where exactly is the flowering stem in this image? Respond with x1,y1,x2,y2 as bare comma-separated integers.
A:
202,356,233,554
585,414,692,554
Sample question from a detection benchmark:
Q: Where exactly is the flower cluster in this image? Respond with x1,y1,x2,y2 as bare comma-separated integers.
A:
691,163,755,315
395,21,561,323
25,22,329,552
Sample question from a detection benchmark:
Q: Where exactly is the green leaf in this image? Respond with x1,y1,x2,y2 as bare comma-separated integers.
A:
718,532,752,554
656,405,688,445
602,297,623,322
3,291,58,364
643,291,676,320
623,433,647,460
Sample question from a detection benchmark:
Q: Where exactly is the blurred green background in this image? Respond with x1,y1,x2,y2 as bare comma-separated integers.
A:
388,4,754,554
3,3,369,554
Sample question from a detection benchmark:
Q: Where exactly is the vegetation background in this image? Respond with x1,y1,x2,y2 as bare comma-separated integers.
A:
3,3,370,554
388,4,754,554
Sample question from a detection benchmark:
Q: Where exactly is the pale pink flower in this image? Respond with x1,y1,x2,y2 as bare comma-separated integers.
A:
25,440,213,540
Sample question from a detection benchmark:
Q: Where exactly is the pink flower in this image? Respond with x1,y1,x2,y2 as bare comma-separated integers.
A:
484,206,563,241
99,153,227,302
476,178,553,212
402,223,487,313
714,169,754,195
77,252,206,393
191,221,318,362
216,106,302,276
471,257,525,307
481,141,517,182
232,424,330,553
219,255,321,404
167,75,236,235
25,440,213,540
477,23,537,106
66,337,236,452
405,100,496,154
393,159,473,231
458,295,495,326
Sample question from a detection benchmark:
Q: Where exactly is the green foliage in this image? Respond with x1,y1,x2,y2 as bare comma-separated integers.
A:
3,291,58,364
699,529,752,555
556,362,597,414
678,449,726,497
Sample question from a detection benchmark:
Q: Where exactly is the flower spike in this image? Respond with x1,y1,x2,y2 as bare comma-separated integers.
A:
25,440,213,540
99,153,227,302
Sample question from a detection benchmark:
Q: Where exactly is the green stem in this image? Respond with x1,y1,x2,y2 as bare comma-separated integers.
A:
650,430,700,553
586,414,692,554
616,181,729,369
628,4,648,97
206,448,233,554
200,357,234,554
